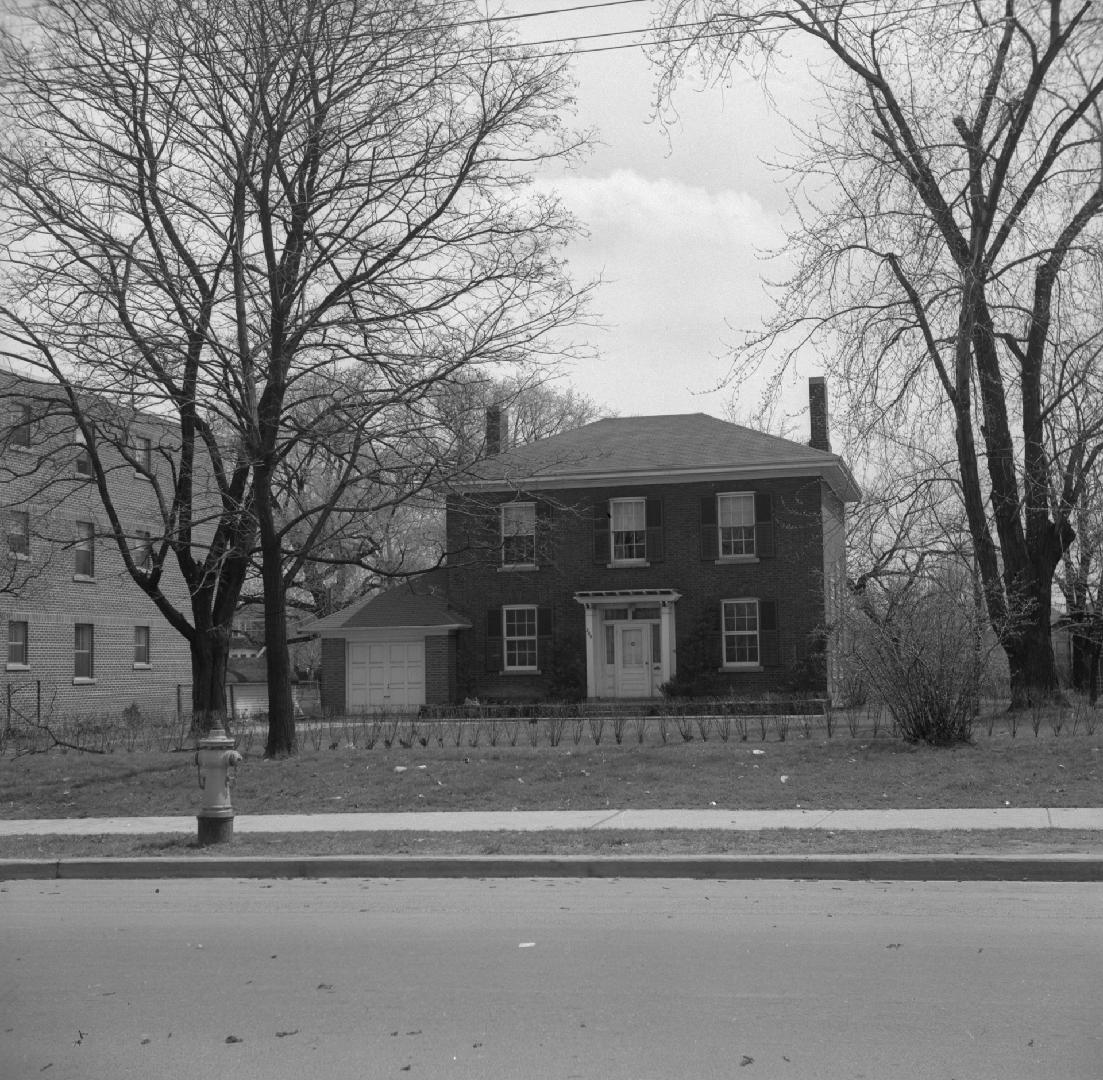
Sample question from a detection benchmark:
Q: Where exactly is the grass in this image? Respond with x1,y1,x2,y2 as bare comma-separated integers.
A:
3,729,1101,819
2,827,1101,862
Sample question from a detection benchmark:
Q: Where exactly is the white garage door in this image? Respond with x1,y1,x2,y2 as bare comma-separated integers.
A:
348,640,425,710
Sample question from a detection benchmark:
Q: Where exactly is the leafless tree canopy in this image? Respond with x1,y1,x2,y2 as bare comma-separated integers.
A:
652,0,1103,705
0,0,592,750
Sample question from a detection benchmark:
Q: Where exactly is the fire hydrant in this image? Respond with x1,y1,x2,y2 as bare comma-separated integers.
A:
195,727,243,845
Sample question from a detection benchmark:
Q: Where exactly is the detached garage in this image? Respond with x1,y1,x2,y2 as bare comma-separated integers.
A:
305,578,469,713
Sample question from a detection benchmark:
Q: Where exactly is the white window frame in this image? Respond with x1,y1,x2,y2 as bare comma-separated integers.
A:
74,520,95,579
610,497,647,564
721,598,761,668
74,433,92,477
502,605,539,672
74,623,95,681
135,529,153,570
7,620,28,668
717,492,756,559
501,502,537,569
134,625,151,667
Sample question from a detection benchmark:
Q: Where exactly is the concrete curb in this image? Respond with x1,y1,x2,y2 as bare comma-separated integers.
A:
2,854,1101,882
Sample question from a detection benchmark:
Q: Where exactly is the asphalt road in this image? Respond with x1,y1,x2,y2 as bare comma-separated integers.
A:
1,877,1100,1079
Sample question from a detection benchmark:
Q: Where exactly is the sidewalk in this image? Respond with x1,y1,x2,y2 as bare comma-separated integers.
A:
4,806,1103,835
3,808,1101,882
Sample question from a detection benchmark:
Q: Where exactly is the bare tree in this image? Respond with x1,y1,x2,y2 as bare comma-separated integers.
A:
0,0,591,753
652,0,1103,706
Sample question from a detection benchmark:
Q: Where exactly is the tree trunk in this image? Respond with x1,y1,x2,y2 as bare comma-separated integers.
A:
256,477,297,757
1004,611,1061,710
189,624,232,734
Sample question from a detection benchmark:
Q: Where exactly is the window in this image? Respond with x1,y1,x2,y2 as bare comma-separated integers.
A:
134,625,150,666
135,529,153,570
75,435,92,477
74,520,95,578
610,498,647,562
7,510,29,558
133,434,152,474
503,605,538,671
501,502,536,567
10,404,32,449
722,600,760,666
74,623,94,680
7,620,28,667
718,493,756,557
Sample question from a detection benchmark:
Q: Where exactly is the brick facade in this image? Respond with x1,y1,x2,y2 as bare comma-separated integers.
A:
446,475,837,701
1,376,194,722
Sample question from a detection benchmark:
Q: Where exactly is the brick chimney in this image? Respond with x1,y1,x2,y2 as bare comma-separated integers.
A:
485,406,508,456
808,377,831,452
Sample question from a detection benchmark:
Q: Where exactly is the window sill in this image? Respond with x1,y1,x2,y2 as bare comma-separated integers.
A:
721,664,764,672
11,552,29,562
6,663,29,672
607,561,650,569
502,669,541,676
133,662,152,671
715,555,759,565
499,564,538,573
72,677,97,685
72,574,96,583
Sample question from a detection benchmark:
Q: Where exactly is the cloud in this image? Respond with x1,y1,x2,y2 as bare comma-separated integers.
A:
539,169,786,250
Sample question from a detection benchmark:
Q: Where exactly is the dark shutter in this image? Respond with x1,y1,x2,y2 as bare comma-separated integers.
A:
645,497,664,563
700,495,718,560
754,492,775,558
709,603,724,669
535,500,553,567
593,501,609,564
485,608,502,672
536,606,553,671
759,600,779,668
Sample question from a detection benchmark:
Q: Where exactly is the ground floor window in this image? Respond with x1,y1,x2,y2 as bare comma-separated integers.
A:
74,623,95,679
503,605,538,671
722,599,759,666
134,625,151,666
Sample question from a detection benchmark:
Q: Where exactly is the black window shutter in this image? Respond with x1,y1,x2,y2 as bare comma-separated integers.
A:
755,492,775,558
700,495,718,560
485,608,502,672
593,502,609,564
645,497,664,562
710,602,725,669
759,600,779,667
536,606,553,671
535,500,553,567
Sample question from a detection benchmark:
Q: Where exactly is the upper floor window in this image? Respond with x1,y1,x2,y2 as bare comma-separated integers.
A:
718,493,756,556
133,434,152,474
134,529,153,570
74,622,95,680
701,492,774,561
74,520,95,578
595,497,663,566
611,498,646,562
7,510,29,558
501,502,536,567
75,434,92,477
10,404,33,449
7,620,28,667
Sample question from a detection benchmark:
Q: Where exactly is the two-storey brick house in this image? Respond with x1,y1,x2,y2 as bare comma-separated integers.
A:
313,379,859,710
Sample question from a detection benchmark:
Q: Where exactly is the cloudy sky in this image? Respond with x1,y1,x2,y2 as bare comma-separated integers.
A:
505,0,825,426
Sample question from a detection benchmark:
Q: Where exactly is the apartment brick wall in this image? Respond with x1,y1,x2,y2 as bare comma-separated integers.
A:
1,376,194,721
446,475,836,701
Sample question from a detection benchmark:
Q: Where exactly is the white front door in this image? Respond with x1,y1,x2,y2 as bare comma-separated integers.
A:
615,624,654,697
348,640,426,710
